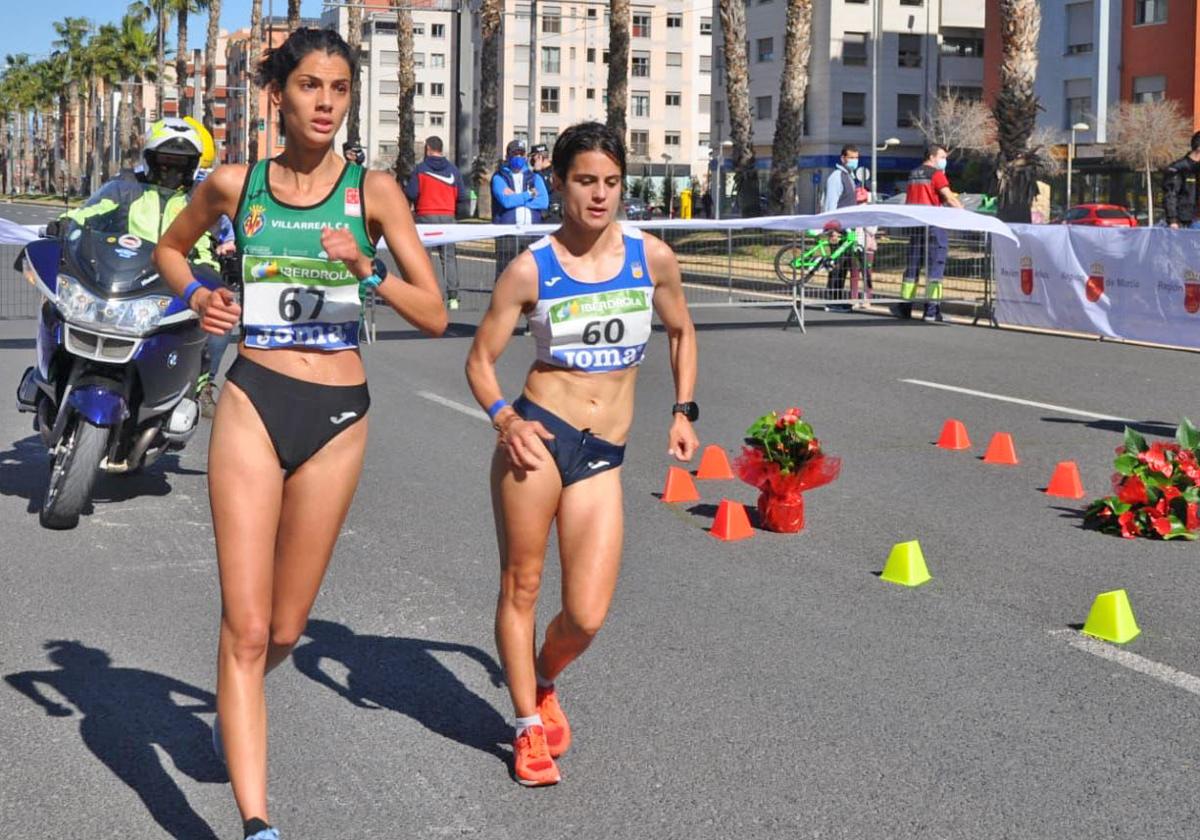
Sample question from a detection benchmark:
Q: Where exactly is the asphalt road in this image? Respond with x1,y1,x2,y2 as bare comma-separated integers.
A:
3,203,1200,838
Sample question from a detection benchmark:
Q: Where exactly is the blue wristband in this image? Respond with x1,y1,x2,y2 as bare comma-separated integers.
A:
181,280,205,306
487,399,509,421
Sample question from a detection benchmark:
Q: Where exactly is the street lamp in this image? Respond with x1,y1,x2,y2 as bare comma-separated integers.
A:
662,152,673,218
1067,121,1090,212
877,137,900,151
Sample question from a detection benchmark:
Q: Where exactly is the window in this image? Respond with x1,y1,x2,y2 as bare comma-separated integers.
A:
587,7,596,17
843,31,867,66
700,17,712,35
899,0,923,5
513,127,528,143
698,132,710,147
756,95,773,120
664,131,680,147
543,6,562,33
666,52,683,67
1064,78,1091,129
602,50,610,64
667,13,682,28
842,91,866,126
431,23,445,38
380,50,398,67
587,47,596,62
665,91,681,107
898,34,921,67
430,112,445,127
541,86,560,113
379,78,399,94
378,142,397,157
414,82,425,96
632,13,651,38
629,130,649,157
632,91,650,117
380,110,398,124
412,23,424,36
514,85,530,100
430,82,445,97
542,46,560,73
540,128,558,146
430,53,445,68
699,55,712,74
897,93,921,127
586,88,595,99
941,34,984,57
942,84,982,102
757,37,774,62
413,111,425,126
632,51,650,77
1133,74,1166,102
1066,2,1094,54
698,94,711,113
414,53,426,68
1134,0,1167,24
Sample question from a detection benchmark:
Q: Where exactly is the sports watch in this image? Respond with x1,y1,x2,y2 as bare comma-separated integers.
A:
672,401,699,422
361,258,388,289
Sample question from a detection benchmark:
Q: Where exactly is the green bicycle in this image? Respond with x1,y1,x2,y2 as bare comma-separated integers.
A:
772,227,864,288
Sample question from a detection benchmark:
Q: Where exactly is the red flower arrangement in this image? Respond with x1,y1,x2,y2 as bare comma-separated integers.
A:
1084,420,1200,540
732,407,842,533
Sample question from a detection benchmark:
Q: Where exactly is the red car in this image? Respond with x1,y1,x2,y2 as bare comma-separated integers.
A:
1063,204,1138,227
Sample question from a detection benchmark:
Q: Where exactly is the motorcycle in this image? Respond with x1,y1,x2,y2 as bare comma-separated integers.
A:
14,180,214,529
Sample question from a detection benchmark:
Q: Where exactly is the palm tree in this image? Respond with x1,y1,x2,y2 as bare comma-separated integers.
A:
247,0,263,164
120,14,159,166
34,58,66,192
171,0,211,119
718,0,758,216
767,0,811,214
474,0,502,218
203,0,222,135
993,0,1041,223
605,0,629,142
392,0,416,182
3,55,36,193
128,0,168,119
288,0,301,31
52,16,92,193
346,0,363,146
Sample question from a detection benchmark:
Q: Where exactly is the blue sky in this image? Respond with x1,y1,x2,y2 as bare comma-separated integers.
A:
2,0,328,63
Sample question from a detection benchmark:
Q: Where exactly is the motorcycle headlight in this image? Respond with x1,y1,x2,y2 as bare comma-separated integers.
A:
55,275,173,336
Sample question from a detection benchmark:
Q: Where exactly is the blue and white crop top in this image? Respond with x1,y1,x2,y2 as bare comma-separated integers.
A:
526,225,655,373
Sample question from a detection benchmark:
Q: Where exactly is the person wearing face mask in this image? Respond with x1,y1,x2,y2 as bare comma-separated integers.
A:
892,143,963,321
821,144,861,311
491,139,550,281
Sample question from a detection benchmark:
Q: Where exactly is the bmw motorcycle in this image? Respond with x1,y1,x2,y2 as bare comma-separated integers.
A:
14,180,213,529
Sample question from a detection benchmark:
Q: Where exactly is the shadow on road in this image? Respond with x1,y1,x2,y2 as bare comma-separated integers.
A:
293,619,510,762
4,640,223,839
1041,416,1177,438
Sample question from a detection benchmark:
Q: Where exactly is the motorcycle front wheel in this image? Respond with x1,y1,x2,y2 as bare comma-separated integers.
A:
39,418,107,530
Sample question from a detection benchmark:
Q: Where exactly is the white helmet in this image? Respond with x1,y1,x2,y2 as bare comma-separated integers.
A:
142,118,205,190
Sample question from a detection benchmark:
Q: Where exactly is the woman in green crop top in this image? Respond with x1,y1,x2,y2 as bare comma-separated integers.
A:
154,27,446,840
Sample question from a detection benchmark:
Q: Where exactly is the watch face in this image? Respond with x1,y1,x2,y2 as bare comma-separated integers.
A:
372,258,387,279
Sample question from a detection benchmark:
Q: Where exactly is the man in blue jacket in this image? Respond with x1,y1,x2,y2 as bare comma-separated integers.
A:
491,138,549,280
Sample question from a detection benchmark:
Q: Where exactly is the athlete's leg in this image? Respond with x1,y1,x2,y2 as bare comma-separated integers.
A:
265,417,368,673
536,469,624,682
209,380,284,824
492,447,561,717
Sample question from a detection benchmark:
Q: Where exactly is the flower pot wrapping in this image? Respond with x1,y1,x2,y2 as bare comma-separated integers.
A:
734,447,842,533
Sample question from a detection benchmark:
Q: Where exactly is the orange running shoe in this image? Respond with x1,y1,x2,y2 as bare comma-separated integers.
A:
536,686,572,758
512,724,560,786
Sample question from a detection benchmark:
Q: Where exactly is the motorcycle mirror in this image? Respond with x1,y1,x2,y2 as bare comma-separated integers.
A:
44,220,61,239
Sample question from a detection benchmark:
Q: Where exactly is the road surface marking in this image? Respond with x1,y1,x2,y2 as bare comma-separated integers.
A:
901,379,1135,423
1050,629,1200,698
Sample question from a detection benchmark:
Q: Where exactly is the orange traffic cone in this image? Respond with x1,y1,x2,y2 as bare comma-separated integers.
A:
696,445,735,480
710,499,754,541
1045,460,1085,499
936,419,971,450
982,432,1019,465
661,466,700,503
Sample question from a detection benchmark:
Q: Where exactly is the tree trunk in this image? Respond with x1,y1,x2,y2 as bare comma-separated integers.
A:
90,77,102,191
103,82,116,182
719,0,759,217
393,0,417,183
474,0,502,218
993,0,1040,223
204,0,222,135
1146,161,1155,227
176,6,190,118
767,0,811,215
248,0,262,164
346,0,363,145
156,3,167,119
605,0,630,141
76,85,87,193
288,0,301,32
118,79,133,170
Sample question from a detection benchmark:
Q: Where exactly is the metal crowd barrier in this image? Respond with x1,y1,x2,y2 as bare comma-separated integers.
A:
0,244,40,319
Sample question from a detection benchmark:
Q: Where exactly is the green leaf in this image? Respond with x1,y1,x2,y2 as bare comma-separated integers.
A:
1177,417,1200,451
1124,426,1149,454
1113,454,1139,476
1184,486,1200,504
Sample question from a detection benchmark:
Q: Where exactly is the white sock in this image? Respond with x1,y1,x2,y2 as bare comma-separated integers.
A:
535,671,555,690
515,713,543,737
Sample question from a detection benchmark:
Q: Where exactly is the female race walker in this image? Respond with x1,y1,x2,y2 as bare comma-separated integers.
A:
466,121,699,787
154,28,446,840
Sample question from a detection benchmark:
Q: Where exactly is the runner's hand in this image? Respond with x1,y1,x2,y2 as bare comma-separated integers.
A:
321,226,371,279
668,415,699,462
499,417,555,471
195,287,241,336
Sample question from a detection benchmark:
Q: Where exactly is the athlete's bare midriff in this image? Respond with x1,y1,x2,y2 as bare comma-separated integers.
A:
523,363,638,444
238,344,367,386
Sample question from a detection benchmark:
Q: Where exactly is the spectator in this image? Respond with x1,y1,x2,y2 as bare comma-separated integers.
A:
531,142,556,219
1164,131,1200,230
405,135,470,309
491,138,549,281
892,143,963,321
342,142,366,166
701,184,713,219
821,144,860,311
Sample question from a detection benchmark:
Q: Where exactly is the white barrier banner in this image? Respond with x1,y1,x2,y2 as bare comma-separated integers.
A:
995,225,1200,349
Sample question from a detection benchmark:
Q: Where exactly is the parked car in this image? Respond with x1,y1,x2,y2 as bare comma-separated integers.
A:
623,199,653,220
1063,204,1137,227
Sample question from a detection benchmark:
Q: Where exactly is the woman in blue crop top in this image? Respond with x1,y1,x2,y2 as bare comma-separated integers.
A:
466,122,699,787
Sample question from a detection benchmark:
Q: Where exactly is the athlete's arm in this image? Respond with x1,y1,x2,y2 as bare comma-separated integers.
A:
465,252,554,470
645,233,700,462
349,170,447,336
3,672,72,717
154,164,245,336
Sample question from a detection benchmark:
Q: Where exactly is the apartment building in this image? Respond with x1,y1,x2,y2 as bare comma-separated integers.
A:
475,1,715,180
161,31,233,152
712,0,985,209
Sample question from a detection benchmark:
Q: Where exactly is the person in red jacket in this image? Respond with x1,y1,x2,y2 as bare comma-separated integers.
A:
405,135,470,309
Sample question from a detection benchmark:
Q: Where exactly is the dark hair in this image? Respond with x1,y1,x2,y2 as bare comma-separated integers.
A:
255,27,355,89
425,135,444,153
551,122,626,183
924,143,948,161
840,144,859,157
1191,131,1200,152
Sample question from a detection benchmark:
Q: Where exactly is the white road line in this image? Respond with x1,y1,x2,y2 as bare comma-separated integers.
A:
1050,629,1200,698
416,390,489,423
900,379,1136,423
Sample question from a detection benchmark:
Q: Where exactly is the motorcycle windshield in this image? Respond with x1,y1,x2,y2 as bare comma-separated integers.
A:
62,179,179,298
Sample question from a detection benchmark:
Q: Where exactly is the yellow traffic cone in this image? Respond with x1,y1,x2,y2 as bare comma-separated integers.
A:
880,540,931,587
1081,589,1141,644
